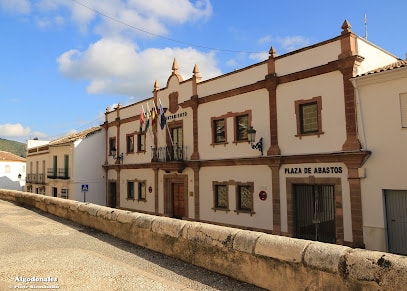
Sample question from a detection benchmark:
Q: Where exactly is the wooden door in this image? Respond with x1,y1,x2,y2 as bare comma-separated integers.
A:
172,183,185,218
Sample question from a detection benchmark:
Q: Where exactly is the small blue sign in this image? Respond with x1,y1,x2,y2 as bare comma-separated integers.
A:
81,184,89,192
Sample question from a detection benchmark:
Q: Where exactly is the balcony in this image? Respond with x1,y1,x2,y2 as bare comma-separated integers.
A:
47,168,70,179
26,173,45,184
151,145,187,172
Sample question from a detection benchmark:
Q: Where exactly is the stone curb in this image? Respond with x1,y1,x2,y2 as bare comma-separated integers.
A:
1,190,407,290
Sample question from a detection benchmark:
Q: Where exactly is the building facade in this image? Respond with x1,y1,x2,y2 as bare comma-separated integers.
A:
352,60,407,254
0,151,26,191
26,126,106,205
103,21,400,249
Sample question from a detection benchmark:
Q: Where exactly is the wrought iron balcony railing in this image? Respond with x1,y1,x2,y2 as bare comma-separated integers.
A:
151,145,186,162
47,168,70,179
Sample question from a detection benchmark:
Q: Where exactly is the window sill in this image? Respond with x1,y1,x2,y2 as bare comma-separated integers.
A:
233,139,249,145
211,142,228,148
212,207,230,213
295,131,324,139
234,209,255,216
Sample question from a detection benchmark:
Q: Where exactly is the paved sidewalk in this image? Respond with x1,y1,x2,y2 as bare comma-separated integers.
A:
0,200,265,291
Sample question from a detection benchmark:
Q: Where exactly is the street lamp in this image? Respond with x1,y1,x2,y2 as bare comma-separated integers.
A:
110,146,123,163
247,126,263,155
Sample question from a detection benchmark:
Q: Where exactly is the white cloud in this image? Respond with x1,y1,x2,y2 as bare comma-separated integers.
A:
0,0,31,14
278,35,312,52
257,34,312,54
128,0,212,23
249,51,269,62
0,123,30,137
57,37,221,99
0,123,48,141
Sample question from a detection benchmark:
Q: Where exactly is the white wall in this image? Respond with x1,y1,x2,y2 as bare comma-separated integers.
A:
354,67,407,251
0,161,26,191
73,129,106,205
199,165,273,230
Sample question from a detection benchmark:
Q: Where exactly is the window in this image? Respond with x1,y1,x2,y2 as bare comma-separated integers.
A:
400,93,407,128
213,184,228,210
236,183,254,214
109,137,116,155
213,119,226,143
235,114,248,141
126,134,134,153
137,133,145,152
138,182,146,200
127,182,134,199
300,103,318,133
4,165,10,173
171,126,183,160
61,188,69,199
295,96,323,137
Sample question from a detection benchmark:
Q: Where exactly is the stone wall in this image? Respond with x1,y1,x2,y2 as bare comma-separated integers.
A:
1,189,406,290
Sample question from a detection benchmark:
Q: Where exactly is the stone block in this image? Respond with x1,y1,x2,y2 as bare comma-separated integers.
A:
304,241,352,273
181,222,239,249
151,216,187,238
233,230,262,254
345,249,407,287
255,234,310,263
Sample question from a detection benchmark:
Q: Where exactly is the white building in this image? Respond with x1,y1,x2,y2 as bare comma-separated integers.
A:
103,20,403,250
0,151,26,191
26,126,106,205
352,59,407,255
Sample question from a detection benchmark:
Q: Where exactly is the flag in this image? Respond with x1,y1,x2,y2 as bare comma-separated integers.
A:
145,103,150,132
160,104,166,130
144,111,150,132
139,108,144,132
151,108,156,132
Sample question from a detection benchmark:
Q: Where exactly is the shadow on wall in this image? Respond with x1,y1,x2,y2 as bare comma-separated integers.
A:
0,176,23,191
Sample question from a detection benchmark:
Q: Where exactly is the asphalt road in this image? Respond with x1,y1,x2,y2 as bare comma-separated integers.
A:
0,200,265,291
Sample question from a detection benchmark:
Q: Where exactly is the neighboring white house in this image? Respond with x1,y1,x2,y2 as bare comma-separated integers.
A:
0,151,26,191
352,59,407,255
26,126,106,206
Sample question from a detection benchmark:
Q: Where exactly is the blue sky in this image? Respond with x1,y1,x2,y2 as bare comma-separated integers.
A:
1,0,406,143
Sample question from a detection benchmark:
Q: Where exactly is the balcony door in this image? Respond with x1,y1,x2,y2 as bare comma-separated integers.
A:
170,126,183,160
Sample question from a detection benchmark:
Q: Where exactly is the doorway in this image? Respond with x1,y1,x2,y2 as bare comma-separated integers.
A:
294,184,336,243
172,183,185,218
108,182,117,208
164,175,188,219
384,189,407,255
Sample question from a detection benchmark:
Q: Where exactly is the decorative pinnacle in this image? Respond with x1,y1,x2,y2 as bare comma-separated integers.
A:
269,46,276,58
193,64,201,80
153,80,159,91
341,19,351,34
172,58,179,73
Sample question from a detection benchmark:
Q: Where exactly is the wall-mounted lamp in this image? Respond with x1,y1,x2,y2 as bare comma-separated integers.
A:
247,126,263,155
110,146,123,163
18,173,22,179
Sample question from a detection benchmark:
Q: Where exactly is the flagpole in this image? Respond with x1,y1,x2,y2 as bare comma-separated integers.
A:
159,98,174,147
145,103,154,141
